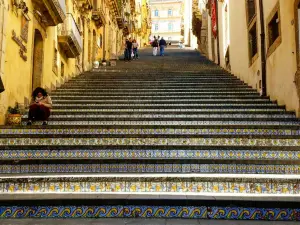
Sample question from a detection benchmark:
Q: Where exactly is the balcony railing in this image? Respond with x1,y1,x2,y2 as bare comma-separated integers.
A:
58,14,83,58
92,0,106,28
32,0,66,26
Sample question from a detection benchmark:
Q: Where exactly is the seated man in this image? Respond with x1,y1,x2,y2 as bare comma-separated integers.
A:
27,87,52,125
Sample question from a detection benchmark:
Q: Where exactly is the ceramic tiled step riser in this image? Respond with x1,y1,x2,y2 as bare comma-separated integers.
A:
68,80,245,84
52,99,273,104
50,108,287,113
51,95,265,100
1,163,300,174
62,84,249,88
2,128,299,136
0,175,299,196
2,148,299,161
1,137,299,147
22,116,298,122
21,120,300,125
52,104,283,110
22,113,297,119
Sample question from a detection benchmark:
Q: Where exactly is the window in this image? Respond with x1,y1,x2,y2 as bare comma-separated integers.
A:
168,23,173,31
99,34,103,48
247,0,256,24
61,62,64,77
246,0,258,65
155,9,159,17
155,24,158,31
249,25,258,59
266,2,281,57
52,47,58,75
168,9,172,16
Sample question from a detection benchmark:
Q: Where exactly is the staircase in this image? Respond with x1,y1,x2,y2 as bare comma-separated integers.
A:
0,49,300,220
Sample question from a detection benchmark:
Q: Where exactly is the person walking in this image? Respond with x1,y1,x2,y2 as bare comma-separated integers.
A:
159,37,167,56
27,87,52,125
125,38,133,62
132,39,139,60
152,38,159,56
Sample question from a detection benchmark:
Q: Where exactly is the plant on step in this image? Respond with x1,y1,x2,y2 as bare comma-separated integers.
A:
6,102,22,126
7,103,21,114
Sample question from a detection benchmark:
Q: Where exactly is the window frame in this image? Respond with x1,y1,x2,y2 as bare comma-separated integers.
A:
168,9,172,16
155,24,159,31
266,1,282,57
168,23,173,31
245,0,259,66
155,9,159,17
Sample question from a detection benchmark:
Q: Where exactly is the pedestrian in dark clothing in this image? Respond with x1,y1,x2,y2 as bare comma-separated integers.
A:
159,37,167,56
125,38,133,61
152,38,159,56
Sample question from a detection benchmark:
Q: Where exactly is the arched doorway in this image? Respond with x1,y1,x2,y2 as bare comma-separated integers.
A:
32,29,44,91
92,30,97,62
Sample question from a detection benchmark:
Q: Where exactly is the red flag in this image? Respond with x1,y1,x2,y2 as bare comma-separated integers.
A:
211,0,217,38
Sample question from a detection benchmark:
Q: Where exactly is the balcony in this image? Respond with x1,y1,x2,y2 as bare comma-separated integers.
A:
92,0,106,28
32,0,66,26
77,0,93,14
130,0,135,13
108,0,120,17
116,17,125,29
58,14,83,58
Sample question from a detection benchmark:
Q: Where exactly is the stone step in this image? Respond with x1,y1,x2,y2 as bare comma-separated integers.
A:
61,84,249,88
57,87,254,91
49,108,287,113
0,174,299,201
69,79,244,83
51,95,264,100
51,103,279,107
45,110,292,115
1,146,298,161
0,162,299,174
51,99,271,104
0,137,298,147
21,120,300,125
52,91,258,94
2,127,298,136
22,113,296,120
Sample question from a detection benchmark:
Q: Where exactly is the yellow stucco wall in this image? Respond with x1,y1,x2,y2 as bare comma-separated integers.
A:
217,0,299,115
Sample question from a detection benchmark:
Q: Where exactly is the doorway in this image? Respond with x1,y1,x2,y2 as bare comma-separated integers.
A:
92,30,97,62
32,29,44,91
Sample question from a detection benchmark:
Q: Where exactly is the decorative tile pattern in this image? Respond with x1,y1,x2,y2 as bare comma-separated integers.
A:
0,164,300,174
0,137,299,146
0,206,299,220
22,120,300,125
1,128,298,135
22,114,295,119
0,178,299,195
1,149,299,160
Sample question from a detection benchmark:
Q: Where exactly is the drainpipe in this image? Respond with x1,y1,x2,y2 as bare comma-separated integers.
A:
259,0,267,96
0,0,7,93
215,0,220,65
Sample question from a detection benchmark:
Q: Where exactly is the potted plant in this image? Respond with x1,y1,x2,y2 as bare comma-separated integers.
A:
6,103,22,126
93,58,100,69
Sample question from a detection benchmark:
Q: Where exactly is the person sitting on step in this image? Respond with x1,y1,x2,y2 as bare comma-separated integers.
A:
27,87,52,126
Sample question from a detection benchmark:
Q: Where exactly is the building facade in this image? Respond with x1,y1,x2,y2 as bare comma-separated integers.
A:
194,0,300,117
0,0,151,124
150,0,183,42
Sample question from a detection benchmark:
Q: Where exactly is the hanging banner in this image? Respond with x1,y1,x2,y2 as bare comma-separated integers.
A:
211,0,217,38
